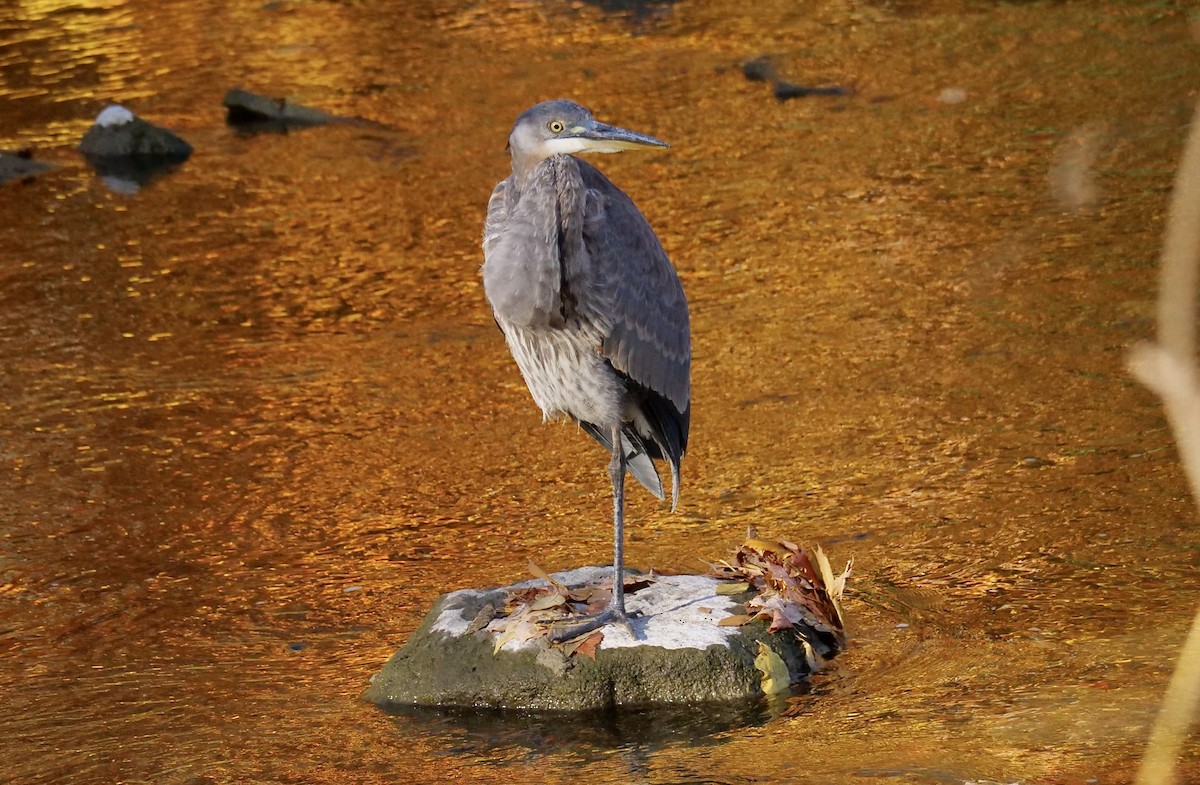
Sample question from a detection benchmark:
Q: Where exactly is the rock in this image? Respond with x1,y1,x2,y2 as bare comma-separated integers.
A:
740,56,852,102
78,104,193,159
773,82,853,101
0,149,57,186
77,104,191,192
365,566,835,711
222,88,339,128
742,56,777,83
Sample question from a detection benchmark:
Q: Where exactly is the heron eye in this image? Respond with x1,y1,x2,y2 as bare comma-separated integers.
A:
548,120,565,133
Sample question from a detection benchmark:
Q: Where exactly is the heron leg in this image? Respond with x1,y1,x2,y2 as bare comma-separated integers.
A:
546,424,636,643
608,423,629,619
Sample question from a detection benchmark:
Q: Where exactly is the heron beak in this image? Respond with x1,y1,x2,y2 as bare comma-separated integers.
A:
572,120,669,153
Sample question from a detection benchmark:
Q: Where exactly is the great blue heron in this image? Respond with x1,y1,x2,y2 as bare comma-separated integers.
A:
481,99,691,640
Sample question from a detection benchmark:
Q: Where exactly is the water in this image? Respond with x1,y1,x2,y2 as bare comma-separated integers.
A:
2,0,1198,782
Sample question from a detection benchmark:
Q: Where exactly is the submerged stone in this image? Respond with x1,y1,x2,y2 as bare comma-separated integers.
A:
773,82,853,101
0,150,57,186
222,88,339,128
742,55,776,83
365,566,836,711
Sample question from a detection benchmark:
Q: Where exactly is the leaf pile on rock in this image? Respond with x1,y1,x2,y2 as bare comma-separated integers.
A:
707,532,851,653
478,561,653,658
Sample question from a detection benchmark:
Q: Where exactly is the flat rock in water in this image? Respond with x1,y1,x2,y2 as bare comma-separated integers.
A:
0,151,57,185
365,566,837,711
223,88,339,127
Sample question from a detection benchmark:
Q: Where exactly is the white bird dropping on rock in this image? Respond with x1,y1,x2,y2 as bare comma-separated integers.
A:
95,104,136,127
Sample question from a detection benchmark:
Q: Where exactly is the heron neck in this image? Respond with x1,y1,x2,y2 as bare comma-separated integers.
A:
510,153,568,190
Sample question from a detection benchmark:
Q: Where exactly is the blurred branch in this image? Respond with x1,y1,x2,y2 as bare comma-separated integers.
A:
1127,95,1200,785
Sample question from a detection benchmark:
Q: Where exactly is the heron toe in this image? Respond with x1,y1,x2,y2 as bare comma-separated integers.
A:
547,604,639,643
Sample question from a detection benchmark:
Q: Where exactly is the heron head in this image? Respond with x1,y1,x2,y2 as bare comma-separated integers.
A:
508,100,668,166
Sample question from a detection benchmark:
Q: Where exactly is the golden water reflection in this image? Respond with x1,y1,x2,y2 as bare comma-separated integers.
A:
2,0,1198,783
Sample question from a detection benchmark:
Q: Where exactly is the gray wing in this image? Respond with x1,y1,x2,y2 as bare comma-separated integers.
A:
482,178,509,260
575,161,691,415
481,176,565,329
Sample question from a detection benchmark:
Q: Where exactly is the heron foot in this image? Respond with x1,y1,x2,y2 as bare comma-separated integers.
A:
547,606,640,643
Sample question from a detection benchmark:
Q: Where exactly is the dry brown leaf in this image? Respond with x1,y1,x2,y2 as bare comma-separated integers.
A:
528,592,567,611
559,627,603,656
483,568,655,661
624,576,655,594
526,560,568,593
788,549,821,586
707,532,850,648
492,616,541,653
814,545,852,625
744,537,788,553
716,581,751,595
573,631,603,660
717,614,754,627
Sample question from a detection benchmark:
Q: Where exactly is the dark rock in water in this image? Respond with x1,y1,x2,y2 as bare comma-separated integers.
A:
223,88,339,129
0,149,57,186
773,82,853,101
740,56,852,103
365,566,836,712
77,106,191,193
580,0,676,27
78,105,193,159
742,56,777,83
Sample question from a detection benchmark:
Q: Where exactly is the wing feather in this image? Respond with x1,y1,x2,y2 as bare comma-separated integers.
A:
481,176,565,329
573,160,691,416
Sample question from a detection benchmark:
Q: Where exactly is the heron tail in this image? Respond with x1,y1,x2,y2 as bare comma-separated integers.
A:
577,421,665,500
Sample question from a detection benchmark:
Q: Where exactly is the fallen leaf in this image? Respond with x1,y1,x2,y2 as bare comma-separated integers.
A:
798,636,826,671
767,603,802,632
754,641,791,695
559,627,603,656
623,576,655,594
574,631,603,660
814,545,852,625
528,592,567,611
526,560,568,593
717,614,754,627
706,532,851,651
788,549,821,585
505,587,541,607
582,599,608,615
568,585,605,604
492,616,542,654
744,537,788,553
